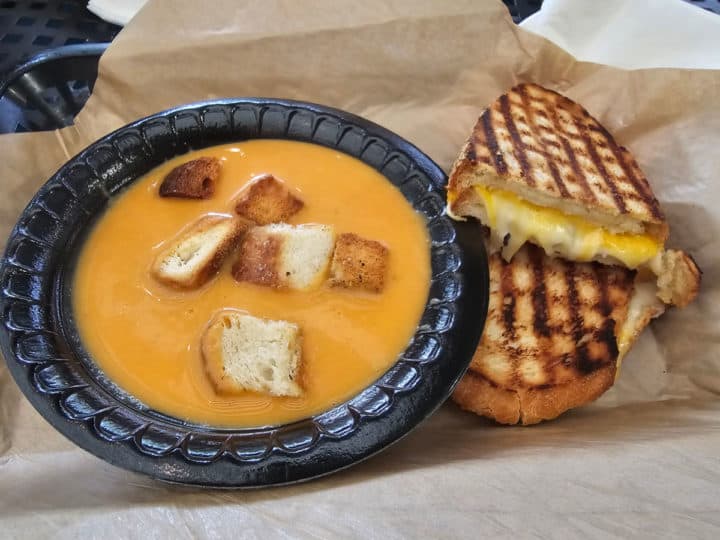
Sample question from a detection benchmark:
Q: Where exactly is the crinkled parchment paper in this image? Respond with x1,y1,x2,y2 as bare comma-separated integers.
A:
1,1,718,537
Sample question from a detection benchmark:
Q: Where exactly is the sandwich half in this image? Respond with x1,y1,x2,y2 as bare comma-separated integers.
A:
452,243,664,425
447,83,700,307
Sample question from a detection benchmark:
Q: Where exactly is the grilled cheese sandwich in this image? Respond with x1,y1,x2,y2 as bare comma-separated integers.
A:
448,83,701,425
447,83,699,308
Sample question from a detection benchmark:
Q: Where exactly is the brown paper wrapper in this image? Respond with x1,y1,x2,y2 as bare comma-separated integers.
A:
1,0,719,535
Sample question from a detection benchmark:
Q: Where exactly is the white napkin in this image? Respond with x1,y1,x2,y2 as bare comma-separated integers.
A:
521,0,720,69
87,0,148,26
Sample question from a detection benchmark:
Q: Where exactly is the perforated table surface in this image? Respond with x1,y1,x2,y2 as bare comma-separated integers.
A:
0,0,118,77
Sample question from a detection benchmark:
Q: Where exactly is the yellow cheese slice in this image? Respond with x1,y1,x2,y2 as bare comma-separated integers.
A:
471,186,661,268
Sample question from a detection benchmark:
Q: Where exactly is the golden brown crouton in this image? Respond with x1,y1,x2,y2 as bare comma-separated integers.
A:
232,223,335,290
202,310,303,398
151,214,250,289
234,174,304,225
159,157,221,199
329,233,389,293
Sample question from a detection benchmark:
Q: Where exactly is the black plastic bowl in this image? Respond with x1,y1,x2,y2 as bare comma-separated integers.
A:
0,99,489,487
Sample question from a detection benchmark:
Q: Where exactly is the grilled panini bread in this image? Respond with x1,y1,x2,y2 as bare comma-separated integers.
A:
447,83,668,265
452,244,664,425
447,83,700,307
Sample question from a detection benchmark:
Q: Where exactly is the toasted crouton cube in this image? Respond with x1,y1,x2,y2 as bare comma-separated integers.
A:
151,214,249,289
330,233,389,292
234,174,304,225
201,310,303,397
232,223,335,290
159,157,221,199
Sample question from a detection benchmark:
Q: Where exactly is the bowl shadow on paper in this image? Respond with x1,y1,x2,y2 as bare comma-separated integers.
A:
2,397,717,516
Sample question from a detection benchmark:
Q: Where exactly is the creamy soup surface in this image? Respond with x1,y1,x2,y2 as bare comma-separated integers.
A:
73,140,431,427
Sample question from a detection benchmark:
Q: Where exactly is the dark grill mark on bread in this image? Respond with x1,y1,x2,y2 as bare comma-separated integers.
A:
500,259,516,340
481,110,507,175
580,265,617,374
575,119,628,213
564,260,587,367
594,124,650,201
528,246,551,337
596,319,619,371
560,136,595,200
516,85,569,197
466,137,478,163
563,262,588,373
610,142,664,221
595,264,613,317
498,94,534,186
540,137,562,149
576,318,617,375
159,157,221,199
545,100,595,200
448,83,667,232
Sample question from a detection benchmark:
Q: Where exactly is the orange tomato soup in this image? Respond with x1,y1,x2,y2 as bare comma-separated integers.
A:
73,140,430,427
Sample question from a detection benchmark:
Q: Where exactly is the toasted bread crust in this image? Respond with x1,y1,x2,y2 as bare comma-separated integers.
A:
329,233,389,292
151,215,249,289
452,365,615,425
448,83,668,240
159,157,222,199
234,174,304,225
452,370,521,424
231,228,283,287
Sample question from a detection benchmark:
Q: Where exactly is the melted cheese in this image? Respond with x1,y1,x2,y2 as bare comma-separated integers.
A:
473,186,661,268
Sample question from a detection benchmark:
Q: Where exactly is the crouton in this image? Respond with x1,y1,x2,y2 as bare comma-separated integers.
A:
201,310,303,397
159,157,221,199
151,214,249,289
234,174,304,225
232,223,335,290
329,233,389,292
